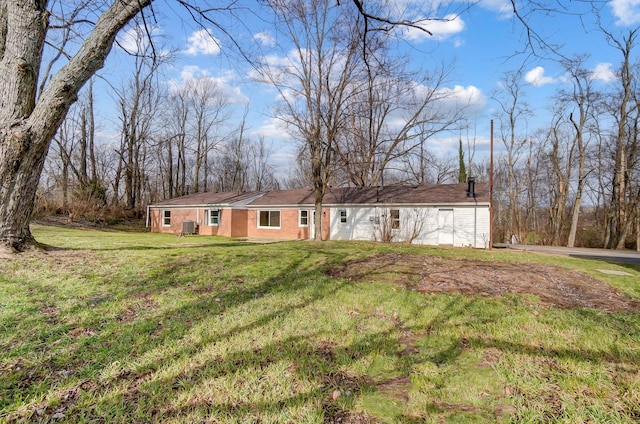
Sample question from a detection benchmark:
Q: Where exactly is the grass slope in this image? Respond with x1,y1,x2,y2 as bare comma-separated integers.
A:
0,225,638,423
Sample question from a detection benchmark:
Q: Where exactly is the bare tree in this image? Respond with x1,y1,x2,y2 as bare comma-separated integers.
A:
543,119,572,245
112,24,164,214
558,56,598,247
601,28,640,249
492,69,532,243
336,61,464,187
399,122,457,185
0,0,509,251
250,137,279,191
0,0,155,251
163,88,190,197
43,84,107,220
258,0,363,240
186,78,229,192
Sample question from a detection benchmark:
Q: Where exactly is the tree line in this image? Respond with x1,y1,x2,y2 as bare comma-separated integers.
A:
1,0,638,251
38,2,640,249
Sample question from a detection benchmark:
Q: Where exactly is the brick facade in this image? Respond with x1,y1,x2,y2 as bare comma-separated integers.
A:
150,206,331,240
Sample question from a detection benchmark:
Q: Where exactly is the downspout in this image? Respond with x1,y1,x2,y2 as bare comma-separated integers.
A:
145,205,150,231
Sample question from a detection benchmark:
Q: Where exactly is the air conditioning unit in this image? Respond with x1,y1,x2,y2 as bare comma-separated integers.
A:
182,220,196,235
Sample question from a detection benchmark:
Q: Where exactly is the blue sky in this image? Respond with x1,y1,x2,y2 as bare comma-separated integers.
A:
95,0,640,175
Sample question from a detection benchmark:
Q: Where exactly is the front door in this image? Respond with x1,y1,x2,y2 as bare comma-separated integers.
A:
309,210,316,240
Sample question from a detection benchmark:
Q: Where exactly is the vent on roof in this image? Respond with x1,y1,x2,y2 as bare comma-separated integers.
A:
182,220,196,235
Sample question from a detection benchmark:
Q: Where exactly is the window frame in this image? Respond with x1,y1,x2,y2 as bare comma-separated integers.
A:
258,210,281,229
162,210,171,227
298,209,309,227
208,209,220,226
339,209,347,224
390,209,400,230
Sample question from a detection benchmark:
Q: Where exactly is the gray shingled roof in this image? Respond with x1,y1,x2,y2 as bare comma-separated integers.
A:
150,184,489,208
249,184,489,206
150,190,263,206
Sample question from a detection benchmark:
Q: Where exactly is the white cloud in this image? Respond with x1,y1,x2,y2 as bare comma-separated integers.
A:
525,66,556,87
248,49,306,91
254,117,292,140
403,14,465,41
168,65,248,105
478,0,513,18
590,62,617,83
609,0,640,26
434,85,487,115
179,65,210,81
440,85,485,104
183,28,221,56
118,27,143,53
117,25,162,54
254,31,276,47
426,134,492,159
378,83,487,135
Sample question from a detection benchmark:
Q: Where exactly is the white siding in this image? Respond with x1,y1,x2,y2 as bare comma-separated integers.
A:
451,206,490,248
330,207,377,241
329,205,490,248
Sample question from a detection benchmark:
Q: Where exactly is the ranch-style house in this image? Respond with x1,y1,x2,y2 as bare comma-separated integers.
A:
146,182,490,248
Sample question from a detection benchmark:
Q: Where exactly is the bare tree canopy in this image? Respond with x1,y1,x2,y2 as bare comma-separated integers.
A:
5,0,640,252
0,0,153,252
0,0,444,252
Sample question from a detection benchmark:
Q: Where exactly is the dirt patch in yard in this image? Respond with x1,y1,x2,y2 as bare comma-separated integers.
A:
328,253,640,313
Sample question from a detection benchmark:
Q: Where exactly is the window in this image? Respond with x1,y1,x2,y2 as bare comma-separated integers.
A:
259,210,281,228
208,209,220,226
339,209,347,223
162,210,171,227
390,209,400,229
299,209,309,227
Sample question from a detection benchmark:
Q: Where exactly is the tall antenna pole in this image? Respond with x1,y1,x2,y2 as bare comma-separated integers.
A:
489,119,494,250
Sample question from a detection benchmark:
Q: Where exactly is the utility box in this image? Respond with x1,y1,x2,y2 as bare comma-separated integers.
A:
182,220,196,235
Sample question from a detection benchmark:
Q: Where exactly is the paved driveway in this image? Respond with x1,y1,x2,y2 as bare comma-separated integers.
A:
503,244,640,264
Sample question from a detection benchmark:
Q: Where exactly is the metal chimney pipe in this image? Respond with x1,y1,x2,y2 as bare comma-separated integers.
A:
467,177,476,198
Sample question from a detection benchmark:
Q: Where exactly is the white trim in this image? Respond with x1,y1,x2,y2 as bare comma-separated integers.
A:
207,209,220,226
257,209,281,229
162,210,171,227
298,209,309,227
244,202,490,209
339,208,347,224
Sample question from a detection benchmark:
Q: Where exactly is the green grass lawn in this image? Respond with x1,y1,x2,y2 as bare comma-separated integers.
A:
1,225,638,423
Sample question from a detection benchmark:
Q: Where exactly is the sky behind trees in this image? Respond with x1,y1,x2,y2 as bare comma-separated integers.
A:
82,0,639,176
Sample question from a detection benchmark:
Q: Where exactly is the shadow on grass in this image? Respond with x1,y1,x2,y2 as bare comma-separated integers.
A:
39,240,256,252
3,243,639,423
1,245,393,422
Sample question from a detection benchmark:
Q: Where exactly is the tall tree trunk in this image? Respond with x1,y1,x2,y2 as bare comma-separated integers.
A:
0,0,151,251
604,29,637,249
567,176,584,248
88,79,98,183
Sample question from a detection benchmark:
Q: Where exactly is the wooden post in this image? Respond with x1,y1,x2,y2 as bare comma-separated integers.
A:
489,119,494,250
